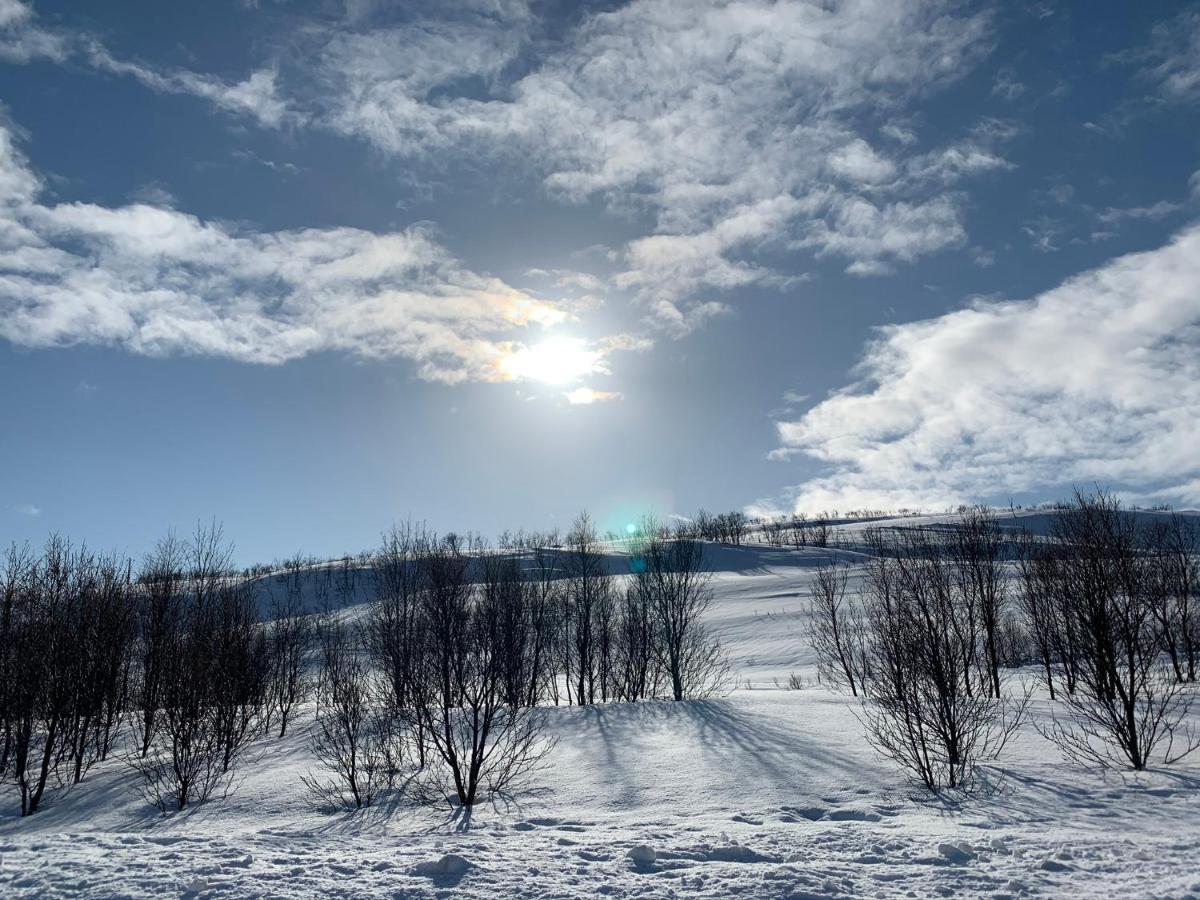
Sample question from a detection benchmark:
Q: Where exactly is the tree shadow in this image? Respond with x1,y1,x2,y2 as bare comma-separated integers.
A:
969,762,1200,831
574,697,882,809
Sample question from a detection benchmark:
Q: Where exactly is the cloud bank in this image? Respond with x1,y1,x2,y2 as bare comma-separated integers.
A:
0,123,598,384
764,223,1200,512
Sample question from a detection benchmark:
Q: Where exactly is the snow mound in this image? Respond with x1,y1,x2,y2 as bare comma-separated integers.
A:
938,842,975,864
626,844,655,867
702,844,779,864
413,853,472,879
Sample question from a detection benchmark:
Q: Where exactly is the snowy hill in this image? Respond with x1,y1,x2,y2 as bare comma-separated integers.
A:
2,511,1199,898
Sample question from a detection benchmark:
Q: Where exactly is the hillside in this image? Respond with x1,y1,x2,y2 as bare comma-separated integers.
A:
2,512,1198,898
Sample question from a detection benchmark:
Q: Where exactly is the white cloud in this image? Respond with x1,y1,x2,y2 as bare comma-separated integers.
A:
0,121,607,385
880,123,918,146
12,503,41,516
828,140,897,185
1090,199,1183,242
795,192,967,275
1138,9,1200,101
312,2,533,156
85,43,295,128
1095,200,1182,225
310,0,1002,332
0,0,65,62
0,2,294,127
763,224,1200,512
1021,215,1062,253
991,67,1025,101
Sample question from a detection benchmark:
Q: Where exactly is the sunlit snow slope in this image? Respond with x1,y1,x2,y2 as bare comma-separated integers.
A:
1,511,1198,898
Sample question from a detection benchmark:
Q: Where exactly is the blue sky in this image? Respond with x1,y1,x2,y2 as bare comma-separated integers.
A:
1,0,1198,563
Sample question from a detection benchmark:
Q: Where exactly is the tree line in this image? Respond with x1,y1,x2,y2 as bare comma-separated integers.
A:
809,493,1199,791
0,514,727,815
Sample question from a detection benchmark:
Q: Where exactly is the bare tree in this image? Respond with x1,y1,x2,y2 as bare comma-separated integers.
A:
480,550,543,709
2,540,52,815
366,523,429,766
808,561,867,696
209,579,268,775
612,582,659,701
629,520,728,701
62,551,136,784
949,508,1008,698
404,535,554,806
0,543,35,781
135,532,186,757
130,523,265,812
1038,492,1199,770
859,528,1025,791
1014,529,1061,699
520,531,562,707
1144,513,1199,683
788,513,810,549
302,618,399,809
264,557,315,738
0,538,141,815
763,517,786,547
562,514,608,706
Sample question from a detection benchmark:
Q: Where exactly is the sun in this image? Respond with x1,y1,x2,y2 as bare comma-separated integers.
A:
504,337,602,385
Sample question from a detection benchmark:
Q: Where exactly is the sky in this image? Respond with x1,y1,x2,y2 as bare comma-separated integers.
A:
0,0,1198,564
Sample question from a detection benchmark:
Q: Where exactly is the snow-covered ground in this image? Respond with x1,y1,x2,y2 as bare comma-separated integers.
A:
2,513,1199,898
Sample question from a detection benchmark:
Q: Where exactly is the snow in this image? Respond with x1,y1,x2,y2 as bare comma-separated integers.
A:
2,511,1199,898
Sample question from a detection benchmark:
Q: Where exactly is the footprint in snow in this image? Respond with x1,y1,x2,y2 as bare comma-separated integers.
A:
412,853,472,883
779,805,826,821
700,845,780,864
938,842,975,864
731,814,763,825
824,808,882,822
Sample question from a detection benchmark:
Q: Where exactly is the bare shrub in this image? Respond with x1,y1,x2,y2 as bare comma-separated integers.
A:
365,523,429,767
948,508,1008,698
808,561,868,696
130,523,266,813
859,529,1026,792
134,533,186,757
405,536,555,806
612,582,659,701
2,538,137,815
561,514,612,706
628,520,729,700
1038,492,1199,770
1145,513,1199,684
302,619,399,809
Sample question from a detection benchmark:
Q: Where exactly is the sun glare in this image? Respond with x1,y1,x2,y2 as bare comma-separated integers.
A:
504,337,601,385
